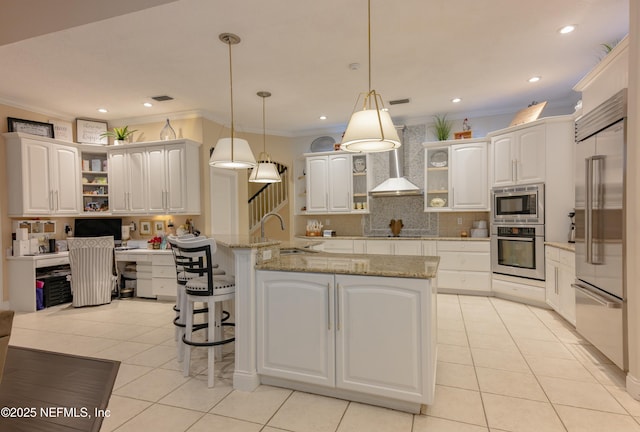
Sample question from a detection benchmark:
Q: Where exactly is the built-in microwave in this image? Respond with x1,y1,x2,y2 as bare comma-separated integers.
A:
491,183,544,224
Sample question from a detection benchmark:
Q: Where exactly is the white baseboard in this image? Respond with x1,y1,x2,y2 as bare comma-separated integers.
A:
627,373,640,401
233,370,260,392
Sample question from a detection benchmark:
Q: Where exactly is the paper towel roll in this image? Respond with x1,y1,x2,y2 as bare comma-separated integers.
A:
17,227,28,240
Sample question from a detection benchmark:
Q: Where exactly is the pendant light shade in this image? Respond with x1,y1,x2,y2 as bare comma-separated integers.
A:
341,0,400,153
341,104,400,152
209,33,256,169
249,152,282,183
210,137,256,169
249,91,281,183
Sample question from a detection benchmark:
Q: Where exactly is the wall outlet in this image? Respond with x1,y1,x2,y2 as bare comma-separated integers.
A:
263,249,272,260
325,219,331,226
457,218,463,225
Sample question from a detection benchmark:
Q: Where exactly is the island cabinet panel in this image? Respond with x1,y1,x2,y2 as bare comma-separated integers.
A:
256,270,434,405
336,275,428,402
256,272,335,387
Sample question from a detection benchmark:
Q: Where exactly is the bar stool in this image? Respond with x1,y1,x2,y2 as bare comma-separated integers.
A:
169,234,228,361
175,236,235,387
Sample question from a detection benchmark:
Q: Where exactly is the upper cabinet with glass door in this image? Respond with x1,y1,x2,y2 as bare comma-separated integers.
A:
423,139,489,212
424,146,451,210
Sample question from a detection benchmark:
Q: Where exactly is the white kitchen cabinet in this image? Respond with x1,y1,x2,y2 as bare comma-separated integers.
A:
545,245,576,325
109,147,147,214
4,133,81,216
79,147,109,213
311,239,355,254
451,142,488,209
491,124,546,186
304,152,368,214
335,274,430,402
365,239,423,256
108,139,201,215
488,116,574,243
436,240,491,294
256,270,434,404
423,139,488,211
257,271,334,386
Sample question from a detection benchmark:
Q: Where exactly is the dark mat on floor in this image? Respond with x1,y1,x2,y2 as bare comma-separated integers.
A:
0,346,120,432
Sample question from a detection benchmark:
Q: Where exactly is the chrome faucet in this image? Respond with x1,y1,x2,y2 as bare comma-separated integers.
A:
260,212,285,239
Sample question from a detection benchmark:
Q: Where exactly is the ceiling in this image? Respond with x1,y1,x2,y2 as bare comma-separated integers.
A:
0,0,629,137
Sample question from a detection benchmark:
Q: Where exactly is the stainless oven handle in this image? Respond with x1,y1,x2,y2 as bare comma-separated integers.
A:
495,236,534,242
573,284,622,308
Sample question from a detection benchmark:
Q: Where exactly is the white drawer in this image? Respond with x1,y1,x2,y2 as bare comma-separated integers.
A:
35,256,70,268
438,251,490,271
492,278,545,303
438,270,491,292
153,277,177,297
545,246,560,262
152,254,175,266
437,240,489,253
559,249,574,268
136,279,154,297
152,265,175,278
117,252,152,262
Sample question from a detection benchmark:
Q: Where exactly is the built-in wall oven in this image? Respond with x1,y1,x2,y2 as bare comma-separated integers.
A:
491,225,545,280
491,183,545,280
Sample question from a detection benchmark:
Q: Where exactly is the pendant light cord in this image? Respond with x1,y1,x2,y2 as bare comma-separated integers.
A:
368,0,372,95
227,38,235,160
262,96,266,153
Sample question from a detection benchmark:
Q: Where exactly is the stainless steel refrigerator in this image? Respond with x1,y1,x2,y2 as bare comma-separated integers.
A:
573,89,626,370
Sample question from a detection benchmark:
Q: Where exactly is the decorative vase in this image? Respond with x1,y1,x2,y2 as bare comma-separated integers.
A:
160,118,176,141
114,139,125,145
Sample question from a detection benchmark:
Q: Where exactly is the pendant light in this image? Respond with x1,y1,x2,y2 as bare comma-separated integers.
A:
249,91,282,183
209,33,256,169
341,0,400,153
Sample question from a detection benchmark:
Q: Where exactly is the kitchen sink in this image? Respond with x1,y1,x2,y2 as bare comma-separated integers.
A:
279,248,318,255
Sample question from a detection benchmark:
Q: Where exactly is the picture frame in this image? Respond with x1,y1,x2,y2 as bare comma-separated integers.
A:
7,117,55,138
153,220,165,235
140,220,152,235
76,118,108,145
49,119,74,142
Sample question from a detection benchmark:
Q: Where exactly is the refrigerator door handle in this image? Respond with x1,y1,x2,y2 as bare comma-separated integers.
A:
573,283,622,308
591,156,604,265
585,157,592,264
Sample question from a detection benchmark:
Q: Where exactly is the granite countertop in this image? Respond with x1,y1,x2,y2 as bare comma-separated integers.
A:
213,234,281,249
256,252,440,279
296,235,489,241
545,241,576,252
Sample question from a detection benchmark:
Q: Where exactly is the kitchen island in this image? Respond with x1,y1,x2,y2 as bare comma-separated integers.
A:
254,252,439,413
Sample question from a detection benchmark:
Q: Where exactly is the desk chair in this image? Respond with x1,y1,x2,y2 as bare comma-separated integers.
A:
175,236,235,387
68,236,116,307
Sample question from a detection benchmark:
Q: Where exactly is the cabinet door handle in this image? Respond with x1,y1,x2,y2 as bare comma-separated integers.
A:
49,190,54,211
327,283,331,331
336,283,341,331
55,190,59,211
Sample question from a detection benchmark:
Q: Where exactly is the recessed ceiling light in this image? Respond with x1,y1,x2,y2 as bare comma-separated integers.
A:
451,98,462,103
381,107,389,112
559,25,576,34
528,76,541,83
319,115,327,120
143,102,153,107
97,108,108,113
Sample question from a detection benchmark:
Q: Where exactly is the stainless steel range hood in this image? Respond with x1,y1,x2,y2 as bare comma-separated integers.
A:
369,127,422,197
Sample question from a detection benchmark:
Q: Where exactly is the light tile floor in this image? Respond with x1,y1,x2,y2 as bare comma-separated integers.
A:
8,294,640,432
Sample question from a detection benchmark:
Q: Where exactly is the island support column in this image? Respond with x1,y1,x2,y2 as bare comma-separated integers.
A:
231,247,261,391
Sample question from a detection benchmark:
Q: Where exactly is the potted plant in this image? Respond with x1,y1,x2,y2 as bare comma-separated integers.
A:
100,126,137,145
433,114,452,141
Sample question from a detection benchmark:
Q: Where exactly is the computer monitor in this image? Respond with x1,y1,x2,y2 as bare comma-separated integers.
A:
73,218,122,244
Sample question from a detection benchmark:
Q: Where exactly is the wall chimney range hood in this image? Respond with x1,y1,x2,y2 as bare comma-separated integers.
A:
369,127,422,197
